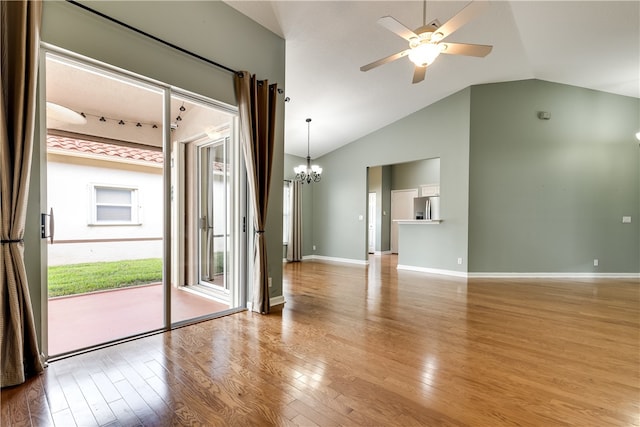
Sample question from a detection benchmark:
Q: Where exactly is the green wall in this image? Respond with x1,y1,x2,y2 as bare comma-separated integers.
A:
469,80,640,273
391,157,440,190
306,79,638,275
27,0,285,349
312,88,471,268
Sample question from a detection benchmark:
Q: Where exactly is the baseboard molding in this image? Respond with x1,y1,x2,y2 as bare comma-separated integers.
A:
270,295,286,307
246,295,286,313
397,265,468,278
396,265,640,279
306,255,369,265
369,250,392,255
467,272,640,279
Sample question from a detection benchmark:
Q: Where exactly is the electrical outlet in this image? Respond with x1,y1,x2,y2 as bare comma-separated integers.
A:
457,257,463,265
593,259,599,267
622,216,631,223
268,277,272,288
313,245,316,251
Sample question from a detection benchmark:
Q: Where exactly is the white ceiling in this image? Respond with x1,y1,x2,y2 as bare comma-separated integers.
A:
225,1,640,158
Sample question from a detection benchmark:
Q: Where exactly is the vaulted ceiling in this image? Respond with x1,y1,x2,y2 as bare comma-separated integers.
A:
224,1,640,158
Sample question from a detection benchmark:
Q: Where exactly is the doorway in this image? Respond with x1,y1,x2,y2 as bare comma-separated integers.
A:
43,49,243,357
368,192,377,253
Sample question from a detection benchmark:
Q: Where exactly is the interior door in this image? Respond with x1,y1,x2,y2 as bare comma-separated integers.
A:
390,189,418,253
368,192,377,253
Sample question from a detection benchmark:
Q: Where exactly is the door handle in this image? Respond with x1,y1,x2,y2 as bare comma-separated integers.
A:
41,207,54,244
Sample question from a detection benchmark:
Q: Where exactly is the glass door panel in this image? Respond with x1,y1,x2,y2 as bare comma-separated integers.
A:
45,52,165,356
169,93,240,324
198,140,229,291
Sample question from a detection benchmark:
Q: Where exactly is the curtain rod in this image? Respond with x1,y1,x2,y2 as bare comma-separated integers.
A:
66,0,238,75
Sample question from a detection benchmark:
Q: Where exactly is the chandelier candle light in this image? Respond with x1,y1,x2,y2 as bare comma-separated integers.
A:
294,118,322,184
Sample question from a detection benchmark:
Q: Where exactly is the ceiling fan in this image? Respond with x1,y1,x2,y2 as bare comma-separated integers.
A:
360,0,493,84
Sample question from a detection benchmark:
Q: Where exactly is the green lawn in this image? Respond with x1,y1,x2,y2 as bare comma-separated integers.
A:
48,258,163,297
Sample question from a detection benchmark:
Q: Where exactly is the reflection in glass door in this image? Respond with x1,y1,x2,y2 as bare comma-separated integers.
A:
170,92,242,324
198,139,229,293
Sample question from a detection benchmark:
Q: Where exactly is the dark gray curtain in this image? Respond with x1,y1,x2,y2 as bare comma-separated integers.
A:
286,180,302,262
1,0,45,387
234,71,277,314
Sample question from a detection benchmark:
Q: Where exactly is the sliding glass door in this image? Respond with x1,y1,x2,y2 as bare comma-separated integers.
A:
43,48,244,357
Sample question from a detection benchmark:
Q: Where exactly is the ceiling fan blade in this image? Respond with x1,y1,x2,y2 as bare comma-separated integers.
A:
360,49,411,72
440,42,492,57
434,1,490,40
378,16,419,41
412,66,426,84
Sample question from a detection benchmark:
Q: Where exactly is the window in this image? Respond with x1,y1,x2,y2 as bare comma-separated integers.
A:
283,181,291,244
90,184,139,225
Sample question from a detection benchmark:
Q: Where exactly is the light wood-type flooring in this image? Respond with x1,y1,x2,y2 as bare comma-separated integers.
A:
2,255,639,426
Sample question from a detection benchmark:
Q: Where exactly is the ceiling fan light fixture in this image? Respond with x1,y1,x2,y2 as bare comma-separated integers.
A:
432,31,445,42
408,42,442,67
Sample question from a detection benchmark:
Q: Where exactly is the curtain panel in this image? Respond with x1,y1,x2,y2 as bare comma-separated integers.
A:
234,71,277,314
0,0,45,387
286,180,302,262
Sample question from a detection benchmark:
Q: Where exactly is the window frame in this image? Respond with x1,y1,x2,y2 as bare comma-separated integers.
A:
89,183,140,225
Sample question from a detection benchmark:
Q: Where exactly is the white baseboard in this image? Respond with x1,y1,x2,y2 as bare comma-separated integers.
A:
397,265,468,278
396,265,640,279
270,295,286,307
467,272,640,279
246,295,286,313
306,255,369,265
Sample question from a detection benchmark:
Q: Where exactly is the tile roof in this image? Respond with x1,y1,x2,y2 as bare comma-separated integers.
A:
47,134,163,164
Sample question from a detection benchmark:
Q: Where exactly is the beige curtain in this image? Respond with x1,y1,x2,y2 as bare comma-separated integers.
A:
234,71,277,314
1,0,45,387
286,180,302,262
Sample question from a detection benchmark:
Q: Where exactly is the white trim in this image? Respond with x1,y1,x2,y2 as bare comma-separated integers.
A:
270,295,286,307
468,272,640,279
394,219,442,225
306,255,369,265
246,296,286,312
397,265,468,278
396,265,640,279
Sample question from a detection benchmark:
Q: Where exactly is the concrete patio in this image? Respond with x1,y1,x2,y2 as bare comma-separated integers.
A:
48,283,229,355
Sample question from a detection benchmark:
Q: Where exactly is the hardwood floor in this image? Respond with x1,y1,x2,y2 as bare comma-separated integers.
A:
2,255,639,426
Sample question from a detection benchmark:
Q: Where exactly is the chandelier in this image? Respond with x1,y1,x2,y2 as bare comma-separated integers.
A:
294,118,322,184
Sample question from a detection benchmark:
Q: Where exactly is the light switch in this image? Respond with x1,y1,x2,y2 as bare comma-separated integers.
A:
622,216,632,223
358,215,364,221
